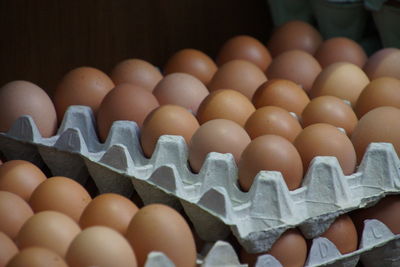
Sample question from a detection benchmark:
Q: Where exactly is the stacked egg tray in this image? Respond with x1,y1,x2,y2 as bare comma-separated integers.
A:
1,105,400,267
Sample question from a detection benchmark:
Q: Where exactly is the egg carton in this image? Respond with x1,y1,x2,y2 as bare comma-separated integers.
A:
1,106,400,259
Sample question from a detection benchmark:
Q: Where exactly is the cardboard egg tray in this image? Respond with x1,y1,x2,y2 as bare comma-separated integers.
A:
1,105,400,267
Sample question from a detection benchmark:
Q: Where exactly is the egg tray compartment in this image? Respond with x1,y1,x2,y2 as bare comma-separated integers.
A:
1,106,400,266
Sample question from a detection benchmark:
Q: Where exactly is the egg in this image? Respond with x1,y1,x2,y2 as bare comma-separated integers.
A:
0,191,33,240
164,49,217,85
294,123,357,175
266,50,321,93
216,35,272,71
110,58,163,91
67,226,137,267
140,105,199,157
354,77,400,118
96,83,159,142
0,160,46,202
152,73,209,113
208,59,267,99
267,20,323,57
0,232,18,267
252,79,310,116
6,247,68,267
351,106,400,163
53,66,114,121
0,80,57,137
29,176,91,222
16,211,81,257
244,106,302,142
363,48,400,80
126,204,196,267
309,62,370,106
301,96,358,136
188,119,251,173
314,37,367,68
196,89,255,126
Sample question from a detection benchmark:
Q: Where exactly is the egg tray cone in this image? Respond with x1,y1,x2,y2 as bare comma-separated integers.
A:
1,105,400,267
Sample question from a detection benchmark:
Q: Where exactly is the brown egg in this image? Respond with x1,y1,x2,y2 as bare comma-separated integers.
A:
0,160,46,202
0,191,33,240
126,204,196,267
244,106,302,142
140,105,199,157
310,62,370,106
240,229,307,267
0,81,57,137
302,96,358,136
188,119,251,173
110,58,163,91
6,247,68,267
67,226,137,267
355,77,400,118
351,106,400,163
164,49,217,85
0,232,18,267
314,37,367,68
208,59,267,99
197,89,255,126
320,214,358,254
267,20,323,57
96,83,159,142
294,123,357,175
53,67,114,121
152,73,209,113
363,48,400,80
266,50,322,93
79,193,138,235
216,35,272,71
16,211,81,257
252,79,310,116
29,176,92,222
238,135,303,191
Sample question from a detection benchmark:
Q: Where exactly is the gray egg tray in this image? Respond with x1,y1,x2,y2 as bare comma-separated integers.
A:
1,105,400,267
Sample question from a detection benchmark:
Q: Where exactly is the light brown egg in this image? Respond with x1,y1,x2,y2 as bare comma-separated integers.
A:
244,106,302,142
267,20,323,57
53,67,114,121
0,232,18,267
294,123,357,175
29,176,91,222
321,214,358,254
252,79,310,116
216,35,272,71
266,50,321,93
314,37,367,68
301,96,358,136
6,247,68,267
238,135,303,191
188,119,251,173
208,60,267,99
197,89,255,126
67,226,137,267
0,160,46,202
110,58,163,91
152,73,209,113
0,191,33,240
0,81,57,137
140,105,199,157
96,83,159,142
351,106,400,163
79,193,138,235
164,49,217,85
126,204,196,267
363,48,400,80
309,62,370,106
355,77,400,118
16,211,81,257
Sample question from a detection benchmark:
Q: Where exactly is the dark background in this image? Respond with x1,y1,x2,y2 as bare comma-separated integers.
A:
0,0,273,96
